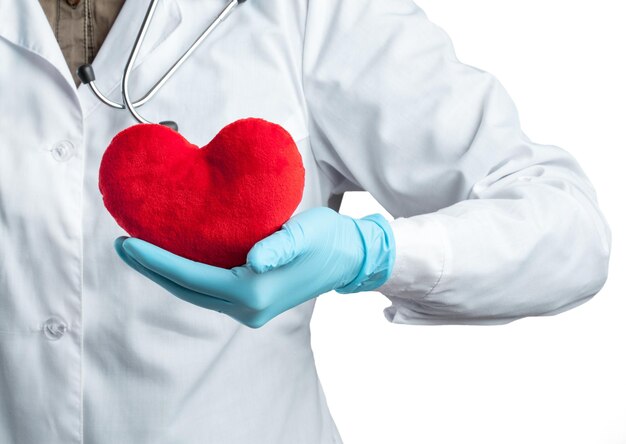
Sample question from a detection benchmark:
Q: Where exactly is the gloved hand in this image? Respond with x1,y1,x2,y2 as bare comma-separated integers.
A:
115,207,395,328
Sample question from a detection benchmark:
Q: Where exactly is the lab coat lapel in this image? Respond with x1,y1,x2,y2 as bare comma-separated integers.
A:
77,0,183,115
0,0,76,92
0,0,182,114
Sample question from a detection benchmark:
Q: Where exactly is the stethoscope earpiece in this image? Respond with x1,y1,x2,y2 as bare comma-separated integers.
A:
77,64,96,84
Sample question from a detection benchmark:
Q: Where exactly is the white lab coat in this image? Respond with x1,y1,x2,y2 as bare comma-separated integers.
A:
0,0,610,442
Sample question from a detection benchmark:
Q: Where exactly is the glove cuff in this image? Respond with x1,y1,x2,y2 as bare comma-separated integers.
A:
336,214,396,294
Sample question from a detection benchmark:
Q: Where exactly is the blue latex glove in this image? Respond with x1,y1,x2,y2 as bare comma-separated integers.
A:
115,207,395,328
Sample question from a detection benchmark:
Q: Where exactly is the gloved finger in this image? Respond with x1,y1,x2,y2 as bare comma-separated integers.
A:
120,237,239,301
114,237,234,313
246,225,303,274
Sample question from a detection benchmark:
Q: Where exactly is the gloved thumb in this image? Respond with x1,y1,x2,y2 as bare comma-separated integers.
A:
246,225,301,274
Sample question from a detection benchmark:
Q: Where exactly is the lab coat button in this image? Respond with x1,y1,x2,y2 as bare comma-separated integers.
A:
50,140,76,162
43,317,68,341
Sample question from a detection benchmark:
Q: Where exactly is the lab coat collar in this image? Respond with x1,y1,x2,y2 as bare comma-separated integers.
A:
0,0,182,116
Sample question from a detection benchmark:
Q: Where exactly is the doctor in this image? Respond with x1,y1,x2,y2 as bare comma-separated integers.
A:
0,0,611,443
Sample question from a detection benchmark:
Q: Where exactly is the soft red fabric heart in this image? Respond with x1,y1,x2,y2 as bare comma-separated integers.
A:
99,118,305,268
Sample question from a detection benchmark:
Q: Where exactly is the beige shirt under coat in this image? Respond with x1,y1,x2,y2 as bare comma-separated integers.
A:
39,0,125,85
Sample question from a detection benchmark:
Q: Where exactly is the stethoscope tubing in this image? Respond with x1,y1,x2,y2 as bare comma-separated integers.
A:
78,0,246,130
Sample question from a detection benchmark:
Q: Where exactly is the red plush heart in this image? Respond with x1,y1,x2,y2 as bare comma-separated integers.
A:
99,118,305,268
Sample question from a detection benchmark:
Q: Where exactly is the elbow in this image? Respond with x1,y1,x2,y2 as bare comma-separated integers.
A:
581,227,611,302
540,213,612,317
582,204,612,299
541,176,613,316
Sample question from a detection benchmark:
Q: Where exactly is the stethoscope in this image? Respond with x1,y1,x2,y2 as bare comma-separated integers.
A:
77,0,248,132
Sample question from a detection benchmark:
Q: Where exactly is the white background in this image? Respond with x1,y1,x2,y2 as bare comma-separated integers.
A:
311,1,626,443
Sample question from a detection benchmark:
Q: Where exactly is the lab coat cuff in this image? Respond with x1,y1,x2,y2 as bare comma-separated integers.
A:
377,215,446,300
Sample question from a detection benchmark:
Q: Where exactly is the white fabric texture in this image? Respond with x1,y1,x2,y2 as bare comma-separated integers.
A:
0,0,610,443
301,0,610,325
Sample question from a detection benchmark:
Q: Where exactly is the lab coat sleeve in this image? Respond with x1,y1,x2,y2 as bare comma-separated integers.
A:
301,0,611,325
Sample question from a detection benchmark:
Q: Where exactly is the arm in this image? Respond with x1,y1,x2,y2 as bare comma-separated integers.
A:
302,0,611,324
